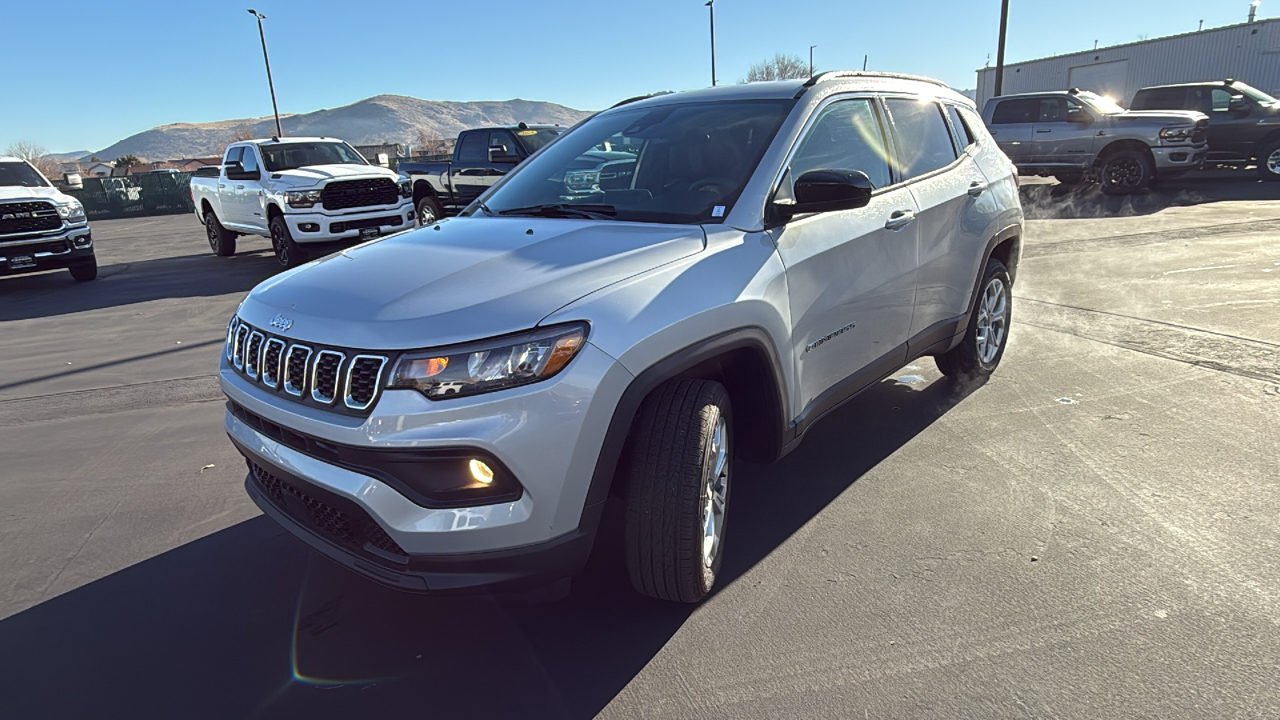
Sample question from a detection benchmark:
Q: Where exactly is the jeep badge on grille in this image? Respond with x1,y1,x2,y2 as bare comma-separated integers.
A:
270,313,293,331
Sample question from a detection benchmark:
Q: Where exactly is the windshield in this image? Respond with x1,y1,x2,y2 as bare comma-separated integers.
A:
475,100,794,224
1232,82,1278,106
259,142,368,172
513,127,564,154
0,161,50,188
1077,92,1126,115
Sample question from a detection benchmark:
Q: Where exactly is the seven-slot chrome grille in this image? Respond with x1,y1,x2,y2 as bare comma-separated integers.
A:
227,317,389,415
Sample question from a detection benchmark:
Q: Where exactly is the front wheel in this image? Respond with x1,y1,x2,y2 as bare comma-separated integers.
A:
269,216,306,269
1257,139,1280,181
624,379,732,604
935,258,1012,383
1098,149,1153,195
417,196,442,225
69,257,98,282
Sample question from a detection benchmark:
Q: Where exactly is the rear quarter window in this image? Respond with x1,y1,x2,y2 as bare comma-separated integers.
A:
1134,87,1188,110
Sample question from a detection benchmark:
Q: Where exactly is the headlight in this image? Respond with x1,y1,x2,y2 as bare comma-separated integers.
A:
285,190,322,208
398,178,412,198
389,323,588,400
57,200,86,222
1159,126,1193,141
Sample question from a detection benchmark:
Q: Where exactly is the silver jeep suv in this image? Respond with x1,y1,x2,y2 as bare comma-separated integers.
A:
222,71,1024,603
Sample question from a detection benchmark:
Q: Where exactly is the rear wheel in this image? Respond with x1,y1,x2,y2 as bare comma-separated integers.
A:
1098,149,1153,195
205,212,236,256
1257,139,1280,181
69,257,97,282
1053,172,1084,185
269,216,306,268
417,196,442,225
935,258,1012,383
624,379,732,604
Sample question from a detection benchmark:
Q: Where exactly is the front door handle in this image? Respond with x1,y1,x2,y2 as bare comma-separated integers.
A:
885,209,916,231
968,181,989,197
234,184,245,190
1035,128,1052,133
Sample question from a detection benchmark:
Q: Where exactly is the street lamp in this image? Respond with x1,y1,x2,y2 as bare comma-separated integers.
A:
705,0,716,87
809,45,817,78
247,9,283,138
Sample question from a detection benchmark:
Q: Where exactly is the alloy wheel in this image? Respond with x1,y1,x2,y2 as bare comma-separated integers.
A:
700,414,729,569
975,277,1008,365
271,224,290,267
1104,158,1145,188
1267,149,1280,176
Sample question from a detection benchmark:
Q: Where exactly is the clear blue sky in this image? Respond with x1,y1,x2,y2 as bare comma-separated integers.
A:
3,0,1264,154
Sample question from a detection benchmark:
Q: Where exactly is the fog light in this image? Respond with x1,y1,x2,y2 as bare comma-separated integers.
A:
468,459,494,485
298,223,320,233
405,212,414,223
72,235,92,248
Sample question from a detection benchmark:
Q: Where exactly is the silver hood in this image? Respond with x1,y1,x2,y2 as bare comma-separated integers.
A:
237,217,706,349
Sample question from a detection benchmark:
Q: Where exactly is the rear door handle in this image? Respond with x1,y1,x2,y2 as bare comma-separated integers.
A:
234,184,245,190
885,209,915,231
217,183,226,188
1035,128,1052,133
968,181,989,197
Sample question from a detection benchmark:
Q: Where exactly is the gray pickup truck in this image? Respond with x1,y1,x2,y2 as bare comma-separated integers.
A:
982,89,1208,193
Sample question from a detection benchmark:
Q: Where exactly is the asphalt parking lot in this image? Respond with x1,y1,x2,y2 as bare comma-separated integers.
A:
2,175,1279,719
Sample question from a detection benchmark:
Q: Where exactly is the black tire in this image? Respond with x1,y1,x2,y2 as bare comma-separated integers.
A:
1053,172,1084,186
935,258,1012,383
204,211,237,256
68,258,97,282
269,216,306,268
1256,139,1280,181
417,196,443,225
624,378,732,604
1097,149,1153,195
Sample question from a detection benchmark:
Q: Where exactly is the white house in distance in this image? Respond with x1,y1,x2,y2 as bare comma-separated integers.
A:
976,17,1280,109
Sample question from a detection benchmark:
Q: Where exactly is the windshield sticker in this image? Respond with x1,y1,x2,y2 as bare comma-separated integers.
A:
712,206,726,217
516,130,538,136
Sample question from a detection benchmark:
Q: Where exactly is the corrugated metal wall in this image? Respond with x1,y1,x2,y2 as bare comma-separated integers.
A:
976,20,1280,109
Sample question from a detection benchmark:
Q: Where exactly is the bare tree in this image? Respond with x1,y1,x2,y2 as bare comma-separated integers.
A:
742,53,813,83
414,126,447,156
5,140,64,180
230,125,257,142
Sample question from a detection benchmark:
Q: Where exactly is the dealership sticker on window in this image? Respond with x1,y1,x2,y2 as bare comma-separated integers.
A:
712,206,725,217
516,130,538,136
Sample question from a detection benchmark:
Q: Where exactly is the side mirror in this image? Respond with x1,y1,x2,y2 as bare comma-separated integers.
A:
1229,96,1250,114
777,169,874,218
1066,107,1093,124
224,162,257,180
488,146,521,164
63,173,84,189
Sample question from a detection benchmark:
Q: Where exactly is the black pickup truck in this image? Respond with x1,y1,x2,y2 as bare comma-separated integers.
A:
1131,79,1280,180
400,124,566,223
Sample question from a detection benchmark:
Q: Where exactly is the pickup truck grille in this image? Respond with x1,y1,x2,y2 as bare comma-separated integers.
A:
228,317,390,416
0,201,61,236
321,178,398,210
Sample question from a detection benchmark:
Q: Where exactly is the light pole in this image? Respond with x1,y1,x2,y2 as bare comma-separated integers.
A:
705,0,716,86
994,0,1010,97
809,45,817,78
247,9,283,138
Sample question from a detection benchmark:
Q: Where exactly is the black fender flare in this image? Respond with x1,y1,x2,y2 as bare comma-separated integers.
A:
948,224,1021,351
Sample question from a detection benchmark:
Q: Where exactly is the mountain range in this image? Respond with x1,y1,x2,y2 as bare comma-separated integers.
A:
89,95,593,161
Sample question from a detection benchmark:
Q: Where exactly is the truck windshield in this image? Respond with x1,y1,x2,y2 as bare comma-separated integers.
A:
0,161,50,188
1233,82,1278,106
1077,92,1126,115
513,127,564,154
259,142,368,171
476,100,794,225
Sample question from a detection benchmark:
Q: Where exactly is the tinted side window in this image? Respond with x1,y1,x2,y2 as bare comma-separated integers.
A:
885,98,958,181
457,132,487,163
790,98,892,191
1135,87,1188,110
240,147,260,174
946,105,975,149
991,98,1038,124
1038,98,1068,122
488,131,518,159
1211,88,1234,112
224,146,243,165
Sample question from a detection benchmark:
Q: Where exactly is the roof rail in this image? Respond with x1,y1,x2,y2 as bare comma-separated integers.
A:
609,91,673,109
797,70,951,96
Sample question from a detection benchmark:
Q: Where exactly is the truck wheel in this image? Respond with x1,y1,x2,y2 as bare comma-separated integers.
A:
69,257,98,282
269,216,306,268
1257,139,1280,181
624,378,732,604
1053,172,1084,186
1097,149,1152,195
417,196,442,225
935,257,1012,383
205,212,237,256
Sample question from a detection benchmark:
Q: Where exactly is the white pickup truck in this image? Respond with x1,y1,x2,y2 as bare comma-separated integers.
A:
191,137,415,267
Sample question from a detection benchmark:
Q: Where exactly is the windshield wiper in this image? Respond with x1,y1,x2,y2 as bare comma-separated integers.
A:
497,203,617,220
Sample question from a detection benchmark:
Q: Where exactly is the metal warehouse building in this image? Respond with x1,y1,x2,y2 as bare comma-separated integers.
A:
975,18,1280,109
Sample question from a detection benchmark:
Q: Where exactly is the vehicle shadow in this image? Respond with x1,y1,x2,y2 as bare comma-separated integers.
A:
1019,169,1280,220
0,250,280,322
0,373,976,720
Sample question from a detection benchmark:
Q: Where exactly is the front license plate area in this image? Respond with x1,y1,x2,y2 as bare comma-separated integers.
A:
359,227,380,240
8,255,35,269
